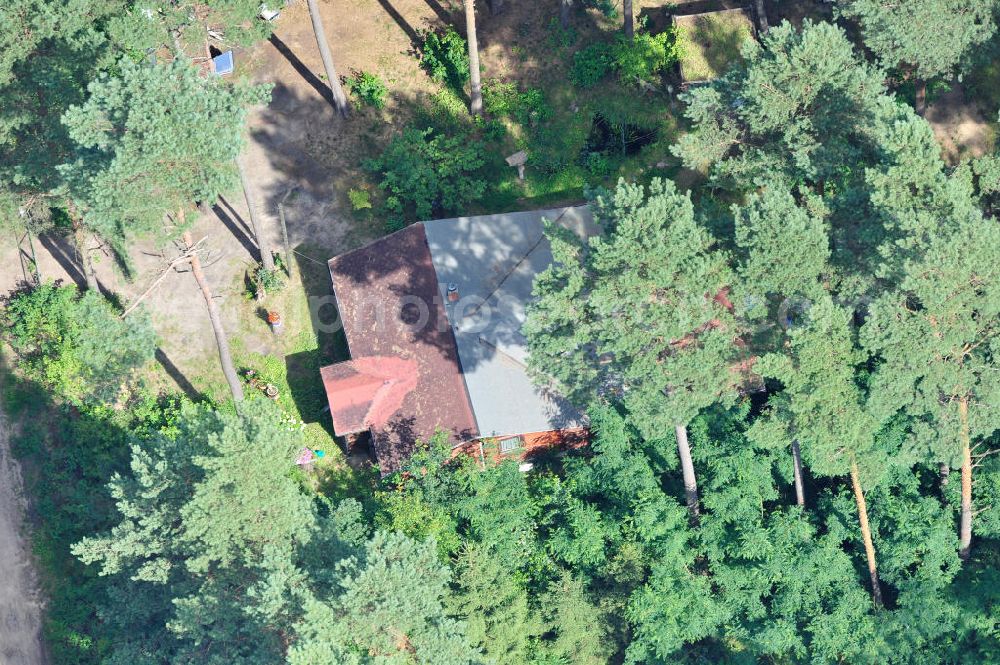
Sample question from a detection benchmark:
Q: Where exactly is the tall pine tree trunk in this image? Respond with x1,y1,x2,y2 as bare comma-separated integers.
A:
623,0,634,39
676,423,700,521
915,78,927,116
182,223,244,402
69,204,98,292
306,0,349,117
560,0,572,27
465,0,483,116
959,396,973,561
753,0,768,33
791,439,806,507
850,456,883,609
236,157,274,272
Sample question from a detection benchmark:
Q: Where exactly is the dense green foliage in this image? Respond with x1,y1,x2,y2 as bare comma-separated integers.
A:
3,3,1000,664
3,282,156,405
60,58,269,253
836,0,996,81
365,127,487,228
419,27,471,95
346,70,389,110
571,31,682,88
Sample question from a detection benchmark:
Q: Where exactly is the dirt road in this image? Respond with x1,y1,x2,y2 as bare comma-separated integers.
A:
0,403,46,665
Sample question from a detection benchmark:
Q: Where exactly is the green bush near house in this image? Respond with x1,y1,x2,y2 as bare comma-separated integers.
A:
2,282,156,405
482,79,552,125
572,31,682,89
348,188,372,211
365,127,487,229
614,29,683,86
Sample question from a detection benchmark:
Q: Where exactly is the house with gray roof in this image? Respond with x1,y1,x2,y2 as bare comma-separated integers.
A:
320,206,593,474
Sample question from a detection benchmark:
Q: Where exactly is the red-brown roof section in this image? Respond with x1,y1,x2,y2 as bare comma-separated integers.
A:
320,356,420,434
322,224,479,474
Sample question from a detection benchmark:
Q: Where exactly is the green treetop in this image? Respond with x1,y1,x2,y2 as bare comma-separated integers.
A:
2,282,156,405
837,0,996,90
59,58,270,256
73,400,316,662
757,296,891,607
863,212,1000,560
673,21,889,191
527,178,742,433
733,187,831,309
288,531,485,665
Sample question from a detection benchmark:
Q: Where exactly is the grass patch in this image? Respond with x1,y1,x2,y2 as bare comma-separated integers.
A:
674,9,755,83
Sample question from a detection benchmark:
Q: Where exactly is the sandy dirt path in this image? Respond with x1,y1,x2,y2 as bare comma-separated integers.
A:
0,401,46,665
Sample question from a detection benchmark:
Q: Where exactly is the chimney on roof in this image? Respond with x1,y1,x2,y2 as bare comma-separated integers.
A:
447,283,460,302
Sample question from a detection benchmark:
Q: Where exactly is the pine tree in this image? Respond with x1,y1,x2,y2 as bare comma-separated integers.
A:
60,58,270,257
836,0,996,114
289,531,485,664
757,297,889,608
863,214,1000,561
527,178,743,519
448,544,542,663
538,571,614,665
73,400,317,662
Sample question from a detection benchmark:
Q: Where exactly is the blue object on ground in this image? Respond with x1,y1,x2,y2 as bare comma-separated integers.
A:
213,50,234,75
315,450,326,458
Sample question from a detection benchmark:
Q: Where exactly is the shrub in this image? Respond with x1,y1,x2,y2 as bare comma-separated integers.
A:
2,282,156,405
482,79,551,125
571,43,613,88
482,78,519,116
419,27,470,93
346,70,388,109
348,188,372,211
572,31,682,89
585,152,613,177
612,30,683,86
251,264,284,299
365,127,487,229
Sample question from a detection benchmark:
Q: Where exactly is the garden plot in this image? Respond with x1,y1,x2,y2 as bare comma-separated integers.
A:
674,8,755,84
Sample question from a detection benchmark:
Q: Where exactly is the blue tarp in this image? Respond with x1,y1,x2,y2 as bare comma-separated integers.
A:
213,50,234,75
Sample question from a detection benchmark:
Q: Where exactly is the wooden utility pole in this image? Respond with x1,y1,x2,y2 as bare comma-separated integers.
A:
464,0,483,116
181,221,244,402
306,0,350,116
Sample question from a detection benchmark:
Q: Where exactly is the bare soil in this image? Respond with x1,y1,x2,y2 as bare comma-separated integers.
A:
925,82,993,165
0,397,46,665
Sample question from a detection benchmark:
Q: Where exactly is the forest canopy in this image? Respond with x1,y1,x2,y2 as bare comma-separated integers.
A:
1,1,999,664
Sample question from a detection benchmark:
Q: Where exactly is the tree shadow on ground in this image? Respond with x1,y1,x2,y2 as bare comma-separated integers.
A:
155,348,204,402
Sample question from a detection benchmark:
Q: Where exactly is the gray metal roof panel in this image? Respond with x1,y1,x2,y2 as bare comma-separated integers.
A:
422,206,594,437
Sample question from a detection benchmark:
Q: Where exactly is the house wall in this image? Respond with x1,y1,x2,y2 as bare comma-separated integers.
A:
451,428,589,467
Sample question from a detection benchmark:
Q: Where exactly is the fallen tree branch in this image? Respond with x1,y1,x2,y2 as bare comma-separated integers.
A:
120,236,208,318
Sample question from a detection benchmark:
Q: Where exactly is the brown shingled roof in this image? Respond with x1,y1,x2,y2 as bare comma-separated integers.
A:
322,223,479,475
